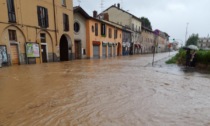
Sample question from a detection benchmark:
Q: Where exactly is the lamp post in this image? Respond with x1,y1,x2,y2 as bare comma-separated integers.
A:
185,23,189,46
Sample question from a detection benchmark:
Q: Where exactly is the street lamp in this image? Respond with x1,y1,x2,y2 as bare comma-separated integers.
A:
185,22,189,46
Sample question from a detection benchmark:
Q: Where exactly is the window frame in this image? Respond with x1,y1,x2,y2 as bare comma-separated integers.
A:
8,30,17,41
101,23,106,37
37,6,49,28
61,0,66,7
74,21,80,33
7,0,16,23
108,28,112,38
114,29,118,39
95,23,98,36
63,13,69,31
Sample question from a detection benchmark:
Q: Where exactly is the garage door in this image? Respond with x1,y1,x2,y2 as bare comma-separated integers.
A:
113,46,116,56
10,44,19,65
102,46,106,58
93,45,99,59
108,46,112,57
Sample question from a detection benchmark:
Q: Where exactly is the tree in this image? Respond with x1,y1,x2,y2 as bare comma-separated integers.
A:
186,34,199,46
140,17,152,30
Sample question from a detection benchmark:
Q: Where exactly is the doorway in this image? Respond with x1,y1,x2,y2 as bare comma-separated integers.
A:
74,40,81,59
60,35,69,61
41,44,47,63
10,44,19,65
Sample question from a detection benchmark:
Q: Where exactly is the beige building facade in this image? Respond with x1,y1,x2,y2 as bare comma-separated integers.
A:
0,0,74,66
102,4,142,55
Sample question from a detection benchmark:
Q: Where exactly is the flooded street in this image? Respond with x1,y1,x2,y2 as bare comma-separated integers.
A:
0,52,210,126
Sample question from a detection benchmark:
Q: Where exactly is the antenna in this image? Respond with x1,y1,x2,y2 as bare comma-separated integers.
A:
77,0,81,6
101,0,104,12
121,0,123,9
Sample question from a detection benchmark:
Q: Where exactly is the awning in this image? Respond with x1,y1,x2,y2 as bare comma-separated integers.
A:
108,42,113,47
102,41,108,46
93,41,101,46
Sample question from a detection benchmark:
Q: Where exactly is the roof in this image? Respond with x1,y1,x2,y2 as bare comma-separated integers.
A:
73,6,90,19
142,26,153,33
102,5,141,22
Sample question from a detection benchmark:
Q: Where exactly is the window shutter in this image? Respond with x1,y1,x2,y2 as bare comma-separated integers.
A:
45,8,49,28
37,6,41,27
66,15,69,31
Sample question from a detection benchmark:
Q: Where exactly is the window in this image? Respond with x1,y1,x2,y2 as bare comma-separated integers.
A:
37,6,49,28
40,33,46,43
61,0,66,6
74,22,80,33
95,23,98,36
63,14,69,31
101,23,106,36
109,28,112,38
114,29,118,39
7,0,16,22
132,23,134,31
92,25,94,32
8,30,17,41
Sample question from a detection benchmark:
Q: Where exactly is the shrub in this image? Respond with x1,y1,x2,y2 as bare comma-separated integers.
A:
166,49,210,66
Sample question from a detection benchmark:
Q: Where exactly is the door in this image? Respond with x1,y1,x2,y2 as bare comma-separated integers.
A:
41,45,47,63
75,41,81,59
93,45,99,59
10,44,19,65
102,46,106,58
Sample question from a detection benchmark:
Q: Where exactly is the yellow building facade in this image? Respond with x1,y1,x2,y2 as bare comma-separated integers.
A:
0,0,74,66
86,18,123,59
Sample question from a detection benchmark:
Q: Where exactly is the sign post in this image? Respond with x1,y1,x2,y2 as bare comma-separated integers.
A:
152,30,159,66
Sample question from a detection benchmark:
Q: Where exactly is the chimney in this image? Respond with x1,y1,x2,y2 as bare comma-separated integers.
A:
117,3,120,8
93,10,97,18
104,13,109,21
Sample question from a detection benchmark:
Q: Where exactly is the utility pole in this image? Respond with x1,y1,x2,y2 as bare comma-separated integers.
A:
185,22,189,46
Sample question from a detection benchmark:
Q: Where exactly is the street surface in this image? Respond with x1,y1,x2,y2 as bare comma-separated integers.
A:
0,52,210,126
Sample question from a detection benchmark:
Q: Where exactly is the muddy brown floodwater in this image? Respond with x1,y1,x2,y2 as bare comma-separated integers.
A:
0,52,210,126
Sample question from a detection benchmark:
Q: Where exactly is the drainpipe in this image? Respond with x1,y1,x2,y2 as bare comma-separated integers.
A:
53,0,58,61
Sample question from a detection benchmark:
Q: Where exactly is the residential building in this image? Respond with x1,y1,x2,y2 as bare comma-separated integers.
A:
198,37,210,50
141,26,154,53
86,11,123,59
0,0,74,66
155,30,170,53
101,3,142,55
73,6,90,59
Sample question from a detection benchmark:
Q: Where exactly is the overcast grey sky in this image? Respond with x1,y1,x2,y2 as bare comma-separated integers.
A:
73,0,210,45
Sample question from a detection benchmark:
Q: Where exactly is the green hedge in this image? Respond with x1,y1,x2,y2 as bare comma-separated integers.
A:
166,49,210,66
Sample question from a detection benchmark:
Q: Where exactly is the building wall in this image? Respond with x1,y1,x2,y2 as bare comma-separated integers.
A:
86,19,122,59
74,13,87,59
0,0,74,66
103,7,131,28
103,6,141,55
198,37,210,49
141,29,154,53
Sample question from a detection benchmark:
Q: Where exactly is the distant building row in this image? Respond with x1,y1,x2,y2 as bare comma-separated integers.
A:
0,0,170,67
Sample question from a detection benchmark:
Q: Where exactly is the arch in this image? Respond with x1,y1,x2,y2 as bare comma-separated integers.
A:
1,25,26,65
36,30,54,62
1,25,26,43
59,34,70,61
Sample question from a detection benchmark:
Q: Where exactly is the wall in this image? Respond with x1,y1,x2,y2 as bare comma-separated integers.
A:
0,0,74,65
74,13,87,59
86,18,122,58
